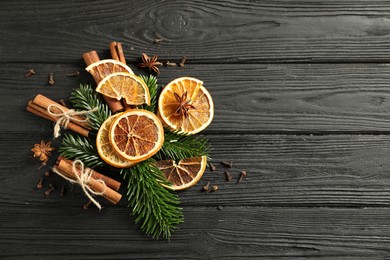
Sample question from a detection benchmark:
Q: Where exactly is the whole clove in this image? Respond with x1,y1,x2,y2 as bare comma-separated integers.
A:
224,171,233,181
179,56,187,67
48,73,55,86
36,177,43,189
209,162,216,171
25,69,36,77
66,71,80,77
37,162,46,170
203,181,211,191
58,99,67,107
44,184,55,196
237,170,247,184
60,185,65,196
220,161,233,168
153,38,163,44
209,185,219,192
83,200,93,209
165,61,177,67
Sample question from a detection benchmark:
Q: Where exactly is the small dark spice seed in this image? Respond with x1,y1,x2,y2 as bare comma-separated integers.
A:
44,171,51,177
83,200,93,209
220,161,232,168
48,73,55,86
179,56,187,67
224,171,233,181
209,162,216,171
237,170,247,184
44,184,55,196
36,177,43,189
60,185,65,196
25,69,36,77
66,71,80,77
203,181,210,191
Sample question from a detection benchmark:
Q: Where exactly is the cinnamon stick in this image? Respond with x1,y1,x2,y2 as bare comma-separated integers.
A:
56,160,122,205
27,101,90,137
57,157,121,191
83,50,124,113
109,42,135,110
109,42,126,64
33,94,90,129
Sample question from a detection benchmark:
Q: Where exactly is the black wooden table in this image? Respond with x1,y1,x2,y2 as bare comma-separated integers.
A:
2,1,390,259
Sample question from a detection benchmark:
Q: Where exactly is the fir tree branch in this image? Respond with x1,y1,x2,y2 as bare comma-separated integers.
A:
121,159,183,239
59,133,104,168
139,75,159,113
155,129,210,161
69,84,111,131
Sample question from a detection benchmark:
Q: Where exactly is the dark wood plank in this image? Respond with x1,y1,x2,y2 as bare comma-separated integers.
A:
1,205,390,259
4,63,390,134
2,133,390,207
3,0,390,63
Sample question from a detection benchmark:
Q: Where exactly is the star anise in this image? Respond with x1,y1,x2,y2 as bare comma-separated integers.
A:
138,53,162,74
31,140,55,163
173,92,196,118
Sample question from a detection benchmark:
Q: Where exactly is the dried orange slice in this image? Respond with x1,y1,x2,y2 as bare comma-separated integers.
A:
85,59,134,83
155,156,207,190
109,109,164,162
96,72,150,105
96,113,135,168
158,77,214,134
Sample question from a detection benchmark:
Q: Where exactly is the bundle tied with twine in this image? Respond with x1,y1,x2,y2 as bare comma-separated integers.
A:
47,104,97,138
53,159,106,210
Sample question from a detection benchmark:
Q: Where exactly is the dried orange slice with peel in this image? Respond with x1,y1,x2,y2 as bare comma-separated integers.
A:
85,59,134,83
158,77,214,134
96,72,150,105
96,113,136,168
155,156,207,190
109,109,164,162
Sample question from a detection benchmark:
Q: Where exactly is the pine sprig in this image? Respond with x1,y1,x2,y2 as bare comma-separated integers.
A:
69,84,111,130
155,129,210,161
139,75,159,113
121,159,183,239
59,133,104,168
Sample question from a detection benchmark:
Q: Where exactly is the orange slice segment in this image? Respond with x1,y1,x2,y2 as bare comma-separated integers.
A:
85,59,134,83
96,113,136,168
155,156,207,190
158,77,214,134
109,109,164,162
96,72,150,105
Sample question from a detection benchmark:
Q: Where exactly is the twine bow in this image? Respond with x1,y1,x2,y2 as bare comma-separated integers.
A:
47,104,97,138
53,160,106,210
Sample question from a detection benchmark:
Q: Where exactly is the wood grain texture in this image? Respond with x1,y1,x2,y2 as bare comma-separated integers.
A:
1,205,390,259
4,0,390,63
3,0,390,258
2,133,390,207
4,63,390,134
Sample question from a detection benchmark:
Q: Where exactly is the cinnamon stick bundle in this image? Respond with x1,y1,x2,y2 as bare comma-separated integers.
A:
26,94,91,137
54,158,122,205
83,50,124,113
56,157,121,191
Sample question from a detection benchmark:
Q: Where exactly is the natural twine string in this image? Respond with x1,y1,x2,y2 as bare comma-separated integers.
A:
47,104,97,138
52,159,106,210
